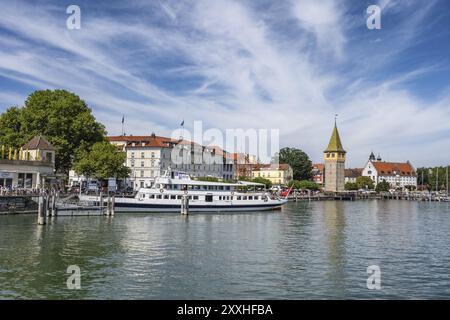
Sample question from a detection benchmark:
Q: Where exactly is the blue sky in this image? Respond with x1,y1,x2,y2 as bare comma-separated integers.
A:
0,0,450,167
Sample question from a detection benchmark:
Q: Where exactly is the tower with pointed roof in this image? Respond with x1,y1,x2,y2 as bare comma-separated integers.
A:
324,121,346,192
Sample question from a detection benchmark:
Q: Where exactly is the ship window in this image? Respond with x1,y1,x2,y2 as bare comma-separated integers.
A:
149,194,155,199
156,195,162,199
243,196,248,200
248,196,253,200
193,196,198,200
164,195,169,199
177,195,182,199
219,196,222,200
219,186,224,190
254,196,259,200
170,195,176,200
205,195,213,202
237,196,241,200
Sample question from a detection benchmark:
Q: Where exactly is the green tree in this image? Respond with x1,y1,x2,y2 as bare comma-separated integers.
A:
73,141,130,180
288,180,301,189
252,177,272,188
288,179,319,190
345,182,359,190
375,180,390,192
0,107,28,148
356,176,374,190
417,166,450,191
277,147,312,180
0,90,106,173
298,180,319,190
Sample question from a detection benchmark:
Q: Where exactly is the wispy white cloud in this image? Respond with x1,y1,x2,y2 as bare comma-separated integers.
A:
0,0,448,167
291,0,347,58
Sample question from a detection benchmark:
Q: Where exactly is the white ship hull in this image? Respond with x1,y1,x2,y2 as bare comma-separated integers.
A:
79,195,287,213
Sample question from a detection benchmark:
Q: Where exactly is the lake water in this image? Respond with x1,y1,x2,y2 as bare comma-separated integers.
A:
1,200,450,299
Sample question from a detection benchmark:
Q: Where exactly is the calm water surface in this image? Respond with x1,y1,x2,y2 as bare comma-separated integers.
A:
1,200,450,299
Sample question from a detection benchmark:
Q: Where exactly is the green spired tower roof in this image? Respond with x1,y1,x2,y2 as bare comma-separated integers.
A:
324,122,346,153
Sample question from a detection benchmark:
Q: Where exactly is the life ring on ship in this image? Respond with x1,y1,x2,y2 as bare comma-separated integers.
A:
231,191,235,196
160,189,164,193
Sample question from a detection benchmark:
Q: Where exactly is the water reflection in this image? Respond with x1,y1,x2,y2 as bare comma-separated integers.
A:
322,201,347,295
1,201,450,299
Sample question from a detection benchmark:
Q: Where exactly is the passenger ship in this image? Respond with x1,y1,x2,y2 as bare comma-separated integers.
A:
79,169,288,213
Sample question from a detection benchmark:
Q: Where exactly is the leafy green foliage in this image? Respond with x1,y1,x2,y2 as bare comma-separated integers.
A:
288,179,319,190
345,182,359,190
0,107,28,147
277,147,312,180
416,166,450,191
73,141,130,179
375,180,390,192
356,176,374,190
0,90,106,173
252,177,272,188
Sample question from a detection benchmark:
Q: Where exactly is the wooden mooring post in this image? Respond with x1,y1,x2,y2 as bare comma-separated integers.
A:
111,196,115,216
37,195,46,225
106,195,111,215
181,195,189,215
99,191,103,209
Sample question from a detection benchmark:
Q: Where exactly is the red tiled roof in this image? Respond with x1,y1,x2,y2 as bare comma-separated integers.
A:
372,161,416,176
312,163,324,171
108,136,230,155
345,168,363,178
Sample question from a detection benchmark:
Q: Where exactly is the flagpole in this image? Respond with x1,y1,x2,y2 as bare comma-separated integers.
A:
446,165,448,197
121,115,124,136
180,119,184,141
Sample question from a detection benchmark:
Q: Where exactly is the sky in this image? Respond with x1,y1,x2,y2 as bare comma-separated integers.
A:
0,0,450,167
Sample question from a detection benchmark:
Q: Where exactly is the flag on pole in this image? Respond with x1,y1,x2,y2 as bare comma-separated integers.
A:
122,115,124,124
180,120,184,126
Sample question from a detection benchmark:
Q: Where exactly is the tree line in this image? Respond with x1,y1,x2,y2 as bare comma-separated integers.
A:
416,167,450,191
0,89,130,179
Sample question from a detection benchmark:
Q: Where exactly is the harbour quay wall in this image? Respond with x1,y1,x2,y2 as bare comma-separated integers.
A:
0,196,38,214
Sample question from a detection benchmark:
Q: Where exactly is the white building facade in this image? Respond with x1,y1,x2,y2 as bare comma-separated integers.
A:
361,154,417,189
108,135,234,189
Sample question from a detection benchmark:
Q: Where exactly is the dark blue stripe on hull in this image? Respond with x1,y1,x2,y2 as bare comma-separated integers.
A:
112,202,282,209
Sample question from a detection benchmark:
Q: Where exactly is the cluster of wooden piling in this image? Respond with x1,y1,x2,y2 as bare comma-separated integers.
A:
37,191,59,225
37,191,117,225
99,192,115,216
